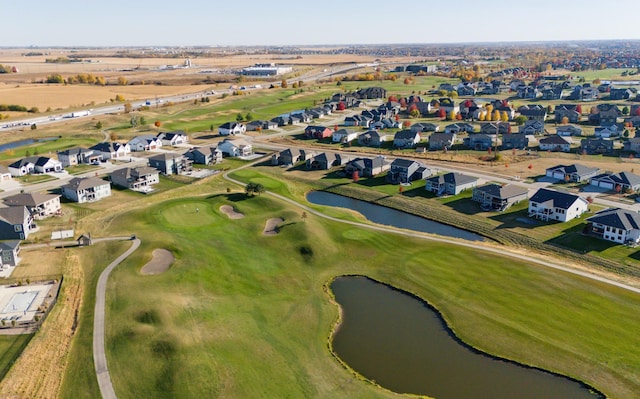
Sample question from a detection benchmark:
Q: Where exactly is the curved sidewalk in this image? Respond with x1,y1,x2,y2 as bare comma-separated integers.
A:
93,237,141,399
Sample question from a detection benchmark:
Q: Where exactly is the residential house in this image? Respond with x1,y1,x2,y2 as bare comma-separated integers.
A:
425,172,478,195
411,123,439,133
429,133,457,150
545,164,600,183
386,159,430,184
539,136,572,152
60,177,112,203
569,86,598,101
624,137,640,154
556,125,583,137
609,88,634,100
292,112,312,123
306,152,349,170
304,126,333,139
444,123,474,134
344,156,390,178
157,131,189,146
183,147,222,165
273,148,302,166
89,142,131,160
218,122,246,136
393,130,421,148
519,120,545,135
332,129,359,144
3,193,61,219
501,134,529,150
148,152,193,175
457,83,476,96
480,122,510,135
590,171,640,192
541,86,564,100
438,98,460,114
127,135,163,152
0,166,11,183
358,130,391,147
472,183,529,211
110,166,160,191
518,105,547,121
414,101,434,116
581,138,615,154
0,240,21,268
626,115,640,129
57,147,102,166
528,188,589,222
355,87,387,99
464,134,495,150
218,138,253,157
554,105,581,123
8,156,63,176
0,206,35,240
588,104,621,126
586,208,640,244
594,125,619,138
517,86,540,99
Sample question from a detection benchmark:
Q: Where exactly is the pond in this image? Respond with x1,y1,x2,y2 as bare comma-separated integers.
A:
306,191,483,241
330,276,602,399
0,137,58,153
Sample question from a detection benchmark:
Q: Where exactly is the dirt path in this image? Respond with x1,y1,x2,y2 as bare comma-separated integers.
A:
0,251,83,399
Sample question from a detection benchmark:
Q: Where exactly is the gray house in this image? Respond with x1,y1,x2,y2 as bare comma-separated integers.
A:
344,156,390,178
581,138,615,155
428,133,456,150
425,173,478,195
0,240,21,267
183,147,222,165
472,183,529,211
148,152,193,175
590,172,640,192
464,134,495,150
110,166,160,191
545,164,600,182
358,130,391,147
386,159,430,184
393,130,421,148
555,105,581,124
501,134,529,150
0,206,35,240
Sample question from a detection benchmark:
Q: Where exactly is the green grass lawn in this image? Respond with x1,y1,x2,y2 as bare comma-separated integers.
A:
56,180,640,399
14,174,57,184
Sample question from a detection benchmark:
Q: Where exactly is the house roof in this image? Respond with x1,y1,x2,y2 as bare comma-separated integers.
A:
0,240,20,251
58,146,93,156
149,152,184,162
546,164,599,176
158,131,187,140
61,177,110,191
394,130,418,140
427,172,477,186
111,166,159,181
0,206,30,225
587,208,640,231
539,136,570,145
529,188,585,210
474,183,528,199
391,158,418,168
429,132,455,143
90,142,124,153
3,193,60,207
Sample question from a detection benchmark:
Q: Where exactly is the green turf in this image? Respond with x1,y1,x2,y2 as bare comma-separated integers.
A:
0,334,33,380
56,183,640,399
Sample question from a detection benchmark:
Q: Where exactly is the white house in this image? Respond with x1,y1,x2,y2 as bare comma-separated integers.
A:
528,188,589,222
89,142,131,160
586,208,640,244
127,135,163,152
156,131,189,146
218,122,246,136
218,138,253,157
8,156,63,176
57,147,102,167
539,136,571,152
332,129,359,143
60,177,112,203
0,165,11,183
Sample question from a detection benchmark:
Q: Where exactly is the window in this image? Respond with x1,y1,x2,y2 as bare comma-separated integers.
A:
14,225,22,232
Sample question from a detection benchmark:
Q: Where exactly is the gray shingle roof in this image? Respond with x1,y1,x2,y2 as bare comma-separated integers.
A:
529,188,585,210
587,208,640,231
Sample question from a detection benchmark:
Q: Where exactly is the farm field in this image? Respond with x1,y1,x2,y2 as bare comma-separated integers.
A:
46,175,640,399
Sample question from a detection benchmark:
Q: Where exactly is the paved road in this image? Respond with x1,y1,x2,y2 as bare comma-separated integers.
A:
93,237,141,399
223,166,640,295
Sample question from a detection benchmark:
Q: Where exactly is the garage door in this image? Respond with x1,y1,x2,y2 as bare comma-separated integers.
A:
598,181,614,190
552,172,565,180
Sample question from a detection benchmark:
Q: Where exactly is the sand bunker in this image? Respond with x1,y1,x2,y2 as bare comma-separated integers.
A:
140,249,175,275
220,205,244,219
262,218,283,236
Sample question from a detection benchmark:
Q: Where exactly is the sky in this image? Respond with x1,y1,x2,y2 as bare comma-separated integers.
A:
3,0,639,47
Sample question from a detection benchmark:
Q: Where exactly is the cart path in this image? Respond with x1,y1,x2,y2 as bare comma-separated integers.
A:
93,237,141,399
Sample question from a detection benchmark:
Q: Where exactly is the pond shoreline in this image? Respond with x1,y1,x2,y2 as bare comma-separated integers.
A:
327,274,605,399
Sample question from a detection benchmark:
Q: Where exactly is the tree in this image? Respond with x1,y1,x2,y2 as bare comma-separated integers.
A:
115,94,125,102
139,116,146,126
245,112,253,121
514,115,528,125
492,110,500,121
438,108,446,119
388,95,398,102
254,183,265,196
455,112,462,120
403,120,411,128
117,76,128,86
130,115,139,127
623,106,630,115
154,120,161,128
352,170,359,182
576,104,583,114
236,113,244,122
301,212,307,222
501,111,509,122
281,79,288,88
123,103,132,113
245,182,257,196
30,123,37,130
110,132,118,141
337,101,346,111
95,121,103,130
448,110,456,121
403,77,412,85
561,116,569,125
